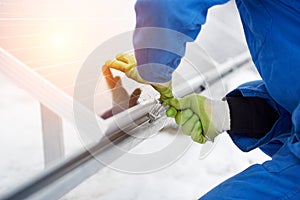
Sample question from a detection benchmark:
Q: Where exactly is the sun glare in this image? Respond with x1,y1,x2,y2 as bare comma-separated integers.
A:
50,35,65,48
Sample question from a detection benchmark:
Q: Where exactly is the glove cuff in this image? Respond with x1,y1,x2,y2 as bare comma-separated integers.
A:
206,98,231,140
125,67,148,84
126,67,173,104
212,99,231,132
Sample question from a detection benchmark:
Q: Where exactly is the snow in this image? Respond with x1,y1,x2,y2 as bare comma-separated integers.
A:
0,67,270,199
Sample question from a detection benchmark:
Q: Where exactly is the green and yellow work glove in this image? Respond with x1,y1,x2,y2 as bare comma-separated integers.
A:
102,65,141,114
105,53,173,104
166,93,230,144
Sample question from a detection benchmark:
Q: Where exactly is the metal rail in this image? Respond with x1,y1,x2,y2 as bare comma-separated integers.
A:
0,52,252,200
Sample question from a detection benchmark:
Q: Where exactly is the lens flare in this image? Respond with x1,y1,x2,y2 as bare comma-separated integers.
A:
50,35,64,48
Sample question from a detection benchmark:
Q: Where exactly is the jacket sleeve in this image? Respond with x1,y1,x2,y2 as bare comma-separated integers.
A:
226,80,293,157
133,0,228,83
288,102,300,159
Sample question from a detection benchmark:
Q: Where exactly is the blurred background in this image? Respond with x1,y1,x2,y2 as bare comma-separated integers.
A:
0,0,270,199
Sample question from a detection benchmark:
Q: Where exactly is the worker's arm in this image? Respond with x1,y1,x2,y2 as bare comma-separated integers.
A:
167,88,280,144
105,53,173,104
133,0,229,83
225,80,292,156
226,96,279,138
106,0,228,104
288,101,300,157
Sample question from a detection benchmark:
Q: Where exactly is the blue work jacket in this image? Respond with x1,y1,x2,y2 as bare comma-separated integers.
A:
133,0,300,158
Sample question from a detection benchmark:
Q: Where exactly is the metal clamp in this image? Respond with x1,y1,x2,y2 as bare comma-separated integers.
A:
148,100,168,123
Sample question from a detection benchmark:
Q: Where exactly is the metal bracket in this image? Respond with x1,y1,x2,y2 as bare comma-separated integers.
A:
148,100,168,123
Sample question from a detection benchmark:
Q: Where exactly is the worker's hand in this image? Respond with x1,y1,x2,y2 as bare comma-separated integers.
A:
102,65,141,114
166,94,230,143
105,53,173,104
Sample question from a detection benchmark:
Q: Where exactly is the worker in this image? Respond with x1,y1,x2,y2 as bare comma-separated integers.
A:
105,0,300,199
